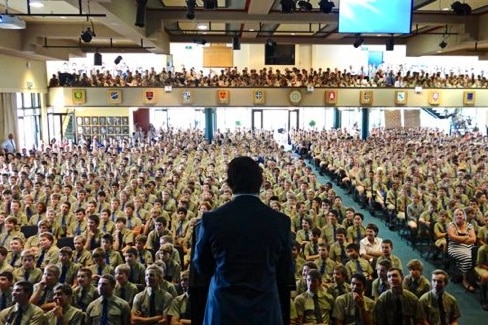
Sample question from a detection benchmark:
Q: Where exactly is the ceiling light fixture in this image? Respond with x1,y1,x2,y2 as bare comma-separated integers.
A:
319,0,335,13
439,40,447,49
297,1,313,11
29,1,44,8
197,23,208,30
451,1,471,15
353,34,364,48
186,0,196,20
80,27,95,43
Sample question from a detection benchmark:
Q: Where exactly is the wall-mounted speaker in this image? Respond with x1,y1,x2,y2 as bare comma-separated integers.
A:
94,52,102,66
232,37,240,50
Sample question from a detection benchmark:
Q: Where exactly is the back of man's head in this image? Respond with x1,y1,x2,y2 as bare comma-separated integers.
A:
227,156,262,194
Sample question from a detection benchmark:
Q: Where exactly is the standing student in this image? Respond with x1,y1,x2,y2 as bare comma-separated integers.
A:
192,156,295,324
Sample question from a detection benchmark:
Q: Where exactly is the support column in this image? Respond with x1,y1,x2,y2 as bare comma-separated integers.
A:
204,108,215,143
333,107,341,129
361,107,369,140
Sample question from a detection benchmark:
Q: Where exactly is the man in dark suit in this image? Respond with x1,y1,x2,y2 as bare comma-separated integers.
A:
192,156,295,325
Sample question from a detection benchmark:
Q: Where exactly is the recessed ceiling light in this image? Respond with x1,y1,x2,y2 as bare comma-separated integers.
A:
249,28,255,32
197,23,208,30
442,7,450,11
29,1,44,8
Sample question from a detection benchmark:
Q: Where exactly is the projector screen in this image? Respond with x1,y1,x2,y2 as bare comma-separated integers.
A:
339,0,413,34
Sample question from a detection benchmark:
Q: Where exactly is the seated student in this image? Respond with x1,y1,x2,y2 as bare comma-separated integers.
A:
341,207,355,229
359,223,383,264
376,239,403,271
402,259,431,298
73,268,99,312
167,270,191,325
123,247,146,290
25,220,49,250
345,243,373,281
88,247,115,285
295,269,335,325
296,217,314,247
0,246,13,273
132,265,174,325
321,210,345,246
478,213,488,245
291,241,306,280
303,227,322,262
113,217,135,253
56,247,80,286
73,235,93,267
83,214,104,251
313,243,336,283
114,264,139,307
0,270,13,308
30,264,60,311
99,208,116,234
68,208,87,237
100,233,124,268
371,259,391,301
476,232,488,310
327,265,352,299
433,210,449,254
134,234,154,266
146,216,173,253
13,249,42,284
0,216,24,248
172,207,190,247
158,243,181,284
346,213,366,244
329,228,349,265
0,280,47,324
294,262,319,298
45,283,86,325
7,236,24,269
35,231,60,269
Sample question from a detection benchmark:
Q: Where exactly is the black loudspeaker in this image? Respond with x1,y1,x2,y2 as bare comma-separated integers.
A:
232,37,240,50
135,0,148,27
386,38,394,51
94,52,102,66
204,0,217,9
114,55,123,65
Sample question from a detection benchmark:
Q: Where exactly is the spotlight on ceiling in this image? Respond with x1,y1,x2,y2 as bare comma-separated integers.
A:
266,39,277,47
451,1,471,15
281,0,295,13
386,36,394,51
80,27,95,43
114,55,123,65
297,1,313,11
353,35,364,48
186,0,196,20
319,0,335,13
232,37,240,50
135,0,148,27
439,40,447,49
94,52,102,66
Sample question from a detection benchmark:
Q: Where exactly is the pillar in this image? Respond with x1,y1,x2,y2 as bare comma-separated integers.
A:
333,107,341,129
361,107,369,140
204,107,215,143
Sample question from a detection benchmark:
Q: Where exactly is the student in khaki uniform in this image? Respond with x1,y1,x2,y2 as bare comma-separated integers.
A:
73,268,99,312
0,270,13,308
7,236,24,269
86,274,131,325
332,273,375,325
134,234,154,267
113,217,135,252
114,264,139,307
123,247,146,290
73,235,93,267
0,216,24,249
345,243,373,281
84,214,104,251
13,249,43,284
402,259,431,299
89,248,114,285
45,283,86,325
35,232,60,269
327,265,352,299
56,247,81,286
167,270,191,325
100,233,124,268
0,280,47,324
132,265,173,324
30,264,60,312
99,209,116,234
0,246,14,273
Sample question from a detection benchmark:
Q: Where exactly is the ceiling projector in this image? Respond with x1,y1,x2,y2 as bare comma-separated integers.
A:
0,15,26,29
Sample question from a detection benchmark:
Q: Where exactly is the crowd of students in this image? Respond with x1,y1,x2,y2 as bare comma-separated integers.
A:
49,64,488,88
0,126,480,323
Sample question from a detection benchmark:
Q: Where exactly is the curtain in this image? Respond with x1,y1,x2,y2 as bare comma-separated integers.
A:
0,93,19,153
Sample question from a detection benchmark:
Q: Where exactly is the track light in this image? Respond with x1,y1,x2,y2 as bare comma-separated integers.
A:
439,40,447,49
232,37,240,50
353,35,364,48
451,1,471,15
135,0,148,27
193,38,207,45
297,1,313,11
281,0,295,13
114,56,123,65
386,36,394,51
266,39,277,47
319,0,335,13
186,0,196,20
80,27,95,43
94,52,102,66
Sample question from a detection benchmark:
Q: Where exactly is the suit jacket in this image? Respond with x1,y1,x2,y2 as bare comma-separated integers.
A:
193,195,295,325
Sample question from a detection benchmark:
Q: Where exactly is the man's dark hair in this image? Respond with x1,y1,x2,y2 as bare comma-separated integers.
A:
351,272,367,287
226,156,263,194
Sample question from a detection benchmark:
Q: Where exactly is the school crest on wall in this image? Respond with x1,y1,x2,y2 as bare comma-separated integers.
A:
252,89,265,105
182,90,193,104
217,90,230,104
359,90,373,106
463,91,475,106
107,89,122,104
325,90,337,105
428,90,441,106
72,89,86,105
394,91,407,105
143,89,156,105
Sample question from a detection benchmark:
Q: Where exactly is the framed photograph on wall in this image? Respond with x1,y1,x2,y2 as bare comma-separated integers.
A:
463,91,475,106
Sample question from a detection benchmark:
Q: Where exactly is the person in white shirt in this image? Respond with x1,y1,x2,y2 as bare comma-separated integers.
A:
359,223,383,263
2,134,16,154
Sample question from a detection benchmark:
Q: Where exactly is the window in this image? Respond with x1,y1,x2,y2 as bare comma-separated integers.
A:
16,93,42,150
